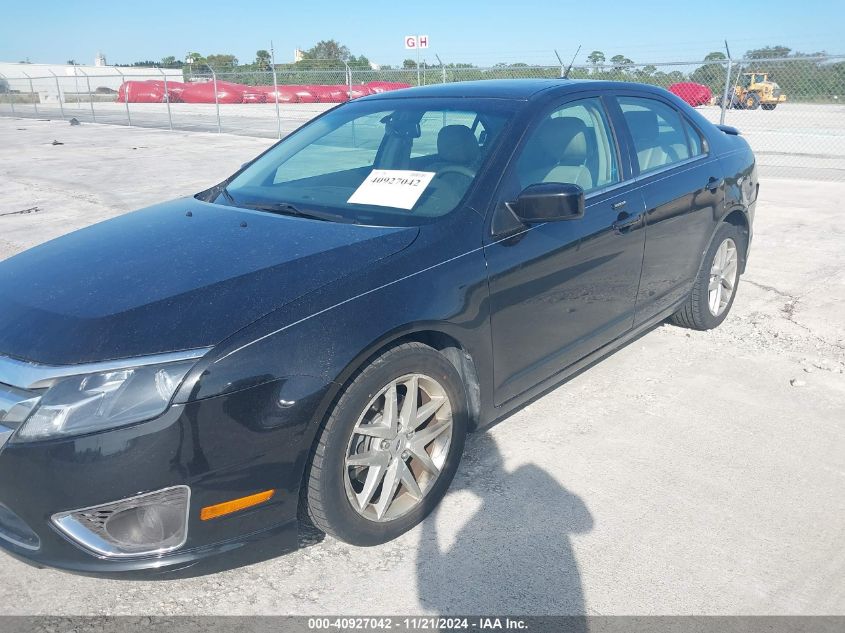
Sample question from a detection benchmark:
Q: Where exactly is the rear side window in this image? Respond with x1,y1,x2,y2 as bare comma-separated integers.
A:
617,97,691,174
683,119,705,157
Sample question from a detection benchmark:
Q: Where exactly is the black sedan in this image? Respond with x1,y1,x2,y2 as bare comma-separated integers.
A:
0,79,757,578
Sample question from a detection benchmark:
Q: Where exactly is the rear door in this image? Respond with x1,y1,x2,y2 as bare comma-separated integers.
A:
610,94,725,324
484,94,646,405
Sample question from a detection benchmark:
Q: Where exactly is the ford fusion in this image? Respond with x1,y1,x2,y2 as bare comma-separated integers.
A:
0,80,757,578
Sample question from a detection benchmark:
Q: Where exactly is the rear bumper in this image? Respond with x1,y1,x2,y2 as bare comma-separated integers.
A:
0,378,329,578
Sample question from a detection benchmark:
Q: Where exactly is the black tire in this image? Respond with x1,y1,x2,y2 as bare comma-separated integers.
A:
761,103,777,111
671,223,746,331
745,92,761,110
303,342,467,546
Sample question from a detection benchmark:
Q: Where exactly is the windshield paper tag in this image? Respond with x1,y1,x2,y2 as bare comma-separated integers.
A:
347,170,436,210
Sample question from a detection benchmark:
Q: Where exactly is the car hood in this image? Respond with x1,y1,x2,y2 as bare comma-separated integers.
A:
0,198,418,366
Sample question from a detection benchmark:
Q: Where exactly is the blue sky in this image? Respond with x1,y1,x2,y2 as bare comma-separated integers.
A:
2,0,841,67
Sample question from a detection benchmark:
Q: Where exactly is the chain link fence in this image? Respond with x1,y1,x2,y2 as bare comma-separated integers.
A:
1,56,843,179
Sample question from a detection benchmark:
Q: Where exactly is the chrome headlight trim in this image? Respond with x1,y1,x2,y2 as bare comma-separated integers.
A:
4,348,211,442
0,348,212,391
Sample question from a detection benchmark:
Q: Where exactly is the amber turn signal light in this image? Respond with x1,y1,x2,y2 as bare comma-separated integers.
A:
200,489,275,521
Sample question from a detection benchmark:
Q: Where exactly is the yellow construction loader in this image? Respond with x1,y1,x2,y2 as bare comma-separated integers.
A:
729,72,787,110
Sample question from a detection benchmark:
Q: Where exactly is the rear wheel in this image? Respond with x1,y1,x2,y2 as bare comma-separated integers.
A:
745,93,761,110
671,223,745,331
761,103,777,111
303,342,467,545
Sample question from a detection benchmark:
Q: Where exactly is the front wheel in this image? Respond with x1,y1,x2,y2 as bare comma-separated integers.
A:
671,223,745,331
303,342,467,546
761,103,777,111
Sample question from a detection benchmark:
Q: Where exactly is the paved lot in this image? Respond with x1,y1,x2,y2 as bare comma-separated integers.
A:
3,100,844,181
0,119,843,615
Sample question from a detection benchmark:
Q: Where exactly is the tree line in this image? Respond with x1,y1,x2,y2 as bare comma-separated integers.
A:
109,42,843,101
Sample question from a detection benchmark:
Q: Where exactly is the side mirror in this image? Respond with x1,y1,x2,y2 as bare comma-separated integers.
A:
506,183,585,223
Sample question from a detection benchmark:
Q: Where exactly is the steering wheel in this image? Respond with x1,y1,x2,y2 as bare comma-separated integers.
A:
436,165,476,179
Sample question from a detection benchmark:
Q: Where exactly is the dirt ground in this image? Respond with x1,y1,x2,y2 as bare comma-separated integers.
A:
0,118,843,615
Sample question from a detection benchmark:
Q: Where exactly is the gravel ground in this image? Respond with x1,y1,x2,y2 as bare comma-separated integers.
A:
0,119,843,615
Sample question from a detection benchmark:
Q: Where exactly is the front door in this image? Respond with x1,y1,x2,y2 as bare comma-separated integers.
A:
484,95,646,405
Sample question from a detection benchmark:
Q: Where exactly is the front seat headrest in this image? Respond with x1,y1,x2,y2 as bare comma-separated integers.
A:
538,117,589,163
437,125,480,166
623,110,659,145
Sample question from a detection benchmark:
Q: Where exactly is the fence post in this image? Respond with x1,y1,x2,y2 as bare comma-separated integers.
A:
270,43,282,139
22,72,38,115
48,70,65,119
77,68,96,122
114,68,131,126
344,61,352,101
0,73,13,115
554,50,565,78
720,58,733,125
158,67,173,130
435,55,446,83
208,64,221,133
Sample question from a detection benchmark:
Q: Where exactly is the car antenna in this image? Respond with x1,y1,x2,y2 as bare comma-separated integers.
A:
563,45,581,79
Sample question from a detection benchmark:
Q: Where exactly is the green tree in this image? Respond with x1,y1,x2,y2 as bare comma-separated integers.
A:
586,50,605,73
347,54,371,70
206,53,238,69
690,51,728,91
633,64,657,82
302,39,351,61
403,58,418,69
255,49,271,70
745,45,791,59
185,52,206,65
609,54,634,72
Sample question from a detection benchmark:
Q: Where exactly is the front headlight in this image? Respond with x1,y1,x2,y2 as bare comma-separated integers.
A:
13,358,200,441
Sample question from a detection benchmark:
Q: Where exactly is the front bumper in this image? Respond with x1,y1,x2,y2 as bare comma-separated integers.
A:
0,377,329,579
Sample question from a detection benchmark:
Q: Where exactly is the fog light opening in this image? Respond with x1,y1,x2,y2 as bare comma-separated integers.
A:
52,486,190,558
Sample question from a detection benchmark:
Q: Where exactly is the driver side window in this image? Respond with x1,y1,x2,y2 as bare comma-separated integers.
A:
517,98,620,194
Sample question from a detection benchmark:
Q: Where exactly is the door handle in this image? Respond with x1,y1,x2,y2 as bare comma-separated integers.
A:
612,212,643,234
707,176,724,192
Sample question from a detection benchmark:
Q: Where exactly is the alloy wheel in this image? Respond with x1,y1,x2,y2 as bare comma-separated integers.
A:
344,373,453,522
708,238,739,316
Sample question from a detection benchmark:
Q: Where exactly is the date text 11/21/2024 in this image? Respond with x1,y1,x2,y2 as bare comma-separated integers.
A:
307,617,529,630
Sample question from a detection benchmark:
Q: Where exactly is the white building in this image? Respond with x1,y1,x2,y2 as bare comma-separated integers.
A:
0,61,183,103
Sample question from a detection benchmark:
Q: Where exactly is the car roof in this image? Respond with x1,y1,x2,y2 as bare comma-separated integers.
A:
361,79,672,101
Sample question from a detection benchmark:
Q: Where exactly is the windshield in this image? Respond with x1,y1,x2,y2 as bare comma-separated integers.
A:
217,97,518,226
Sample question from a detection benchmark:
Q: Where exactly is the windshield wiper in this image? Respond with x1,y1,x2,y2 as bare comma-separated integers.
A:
240,201,350,223
220,186,238,205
